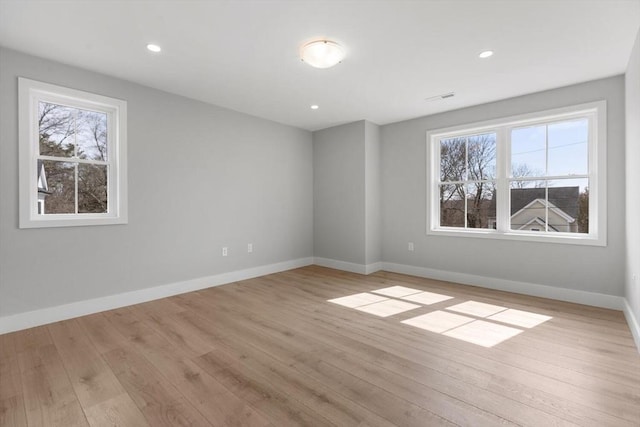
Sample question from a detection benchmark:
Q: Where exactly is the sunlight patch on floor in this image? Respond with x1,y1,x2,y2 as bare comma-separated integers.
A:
442,320,524,347
371,286,423,298
446,300,507,317
355,299,421,317
328,292,388,308
328,290,553,348
400,291,453,305
401,310,474,333
487,308,552,328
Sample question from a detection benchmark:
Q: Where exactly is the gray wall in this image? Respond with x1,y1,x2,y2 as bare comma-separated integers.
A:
313,121,366,264
0,48,313,317
625,31,640,322
365,121,382,265
381,76,626,296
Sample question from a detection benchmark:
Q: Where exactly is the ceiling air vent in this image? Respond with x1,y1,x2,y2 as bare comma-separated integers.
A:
425,92,455,102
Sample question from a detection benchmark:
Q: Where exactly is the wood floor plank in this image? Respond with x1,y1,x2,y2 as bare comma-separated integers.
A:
48,320,126,409
0,333,27,427
76,313,127,355
0,395,27,427
107,308,273,427
102,345,212,427
18,343,89,427
2,266,639,426
83,393,149,427
169,306,396,427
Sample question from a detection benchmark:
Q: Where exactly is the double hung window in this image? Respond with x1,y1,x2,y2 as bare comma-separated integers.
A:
19,78,127,228
427,102,606,246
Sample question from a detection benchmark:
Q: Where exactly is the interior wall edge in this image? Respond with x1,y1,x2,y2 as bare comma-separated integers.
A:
623,298,640,353
313,257,382,275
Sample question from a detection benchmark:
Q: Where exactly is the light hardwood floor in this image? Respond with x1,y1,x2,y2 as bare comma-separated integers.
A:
1,266,639,426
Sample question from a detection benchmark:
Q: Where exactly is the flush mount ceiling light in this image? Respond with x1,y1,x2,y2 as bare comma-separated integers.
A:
310,104,319,110
478,50,494,58
146,43,162,53
301,40,345,69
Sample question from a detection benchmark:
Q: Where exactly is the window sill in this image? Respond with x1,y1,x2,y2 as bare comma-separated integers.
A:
19,215,127,229
427,227,606,247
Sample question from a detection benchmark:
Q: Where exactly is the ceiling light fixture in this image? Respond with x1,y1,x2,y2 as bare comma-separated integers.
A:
310,104,319,110
146,44,162,53
478,50,494,59
301,40,345,69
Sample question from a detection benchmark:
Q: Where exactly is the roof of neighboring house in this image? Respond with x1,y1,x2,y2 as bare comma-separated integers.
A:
519,216,560,232
489,186,579,218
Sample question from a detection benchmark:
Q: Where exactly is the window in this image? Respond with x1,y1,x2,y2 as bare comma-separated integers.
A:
427,101,606,246
19,78,127,228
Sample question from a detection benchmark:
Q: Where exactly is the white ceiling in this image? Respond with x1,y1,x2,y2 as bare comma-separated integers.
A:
1,0,638,131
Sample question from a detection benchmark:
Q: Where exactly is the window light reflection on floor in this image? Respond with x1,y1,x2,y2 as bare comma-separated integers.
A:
401,310,474,333
400,291,454,305
327,289,553,348
487,308,552,328
443,320,523,347
371,285,424,298
327,292,388,308
355,299,421,317
446,300,507,317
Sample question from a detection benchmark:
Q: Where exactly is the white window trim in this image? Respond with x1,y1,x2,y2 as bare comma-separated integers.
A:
426,101,607,246
19,78,128,228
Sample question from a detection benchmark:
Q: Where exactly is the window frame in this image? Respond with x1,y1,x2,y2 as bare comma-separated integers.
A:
19,78,128,228
426,101,606,246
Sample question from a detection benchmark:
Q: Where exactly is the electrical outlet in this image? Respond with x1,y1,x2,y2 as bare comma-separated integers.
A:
248,243,253,253
408,242,414,251
222,247,228,257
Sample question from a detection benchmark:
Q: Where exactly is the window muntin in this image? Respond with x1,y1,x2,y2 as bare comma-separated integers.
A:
19,78,127,228
427,102,605,246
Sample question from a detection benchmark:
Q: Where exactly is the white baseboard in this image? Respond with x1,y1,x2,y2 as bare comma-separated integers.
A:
623,299,640,353
0,257,314,335
313,257,382,275
381,262,624,310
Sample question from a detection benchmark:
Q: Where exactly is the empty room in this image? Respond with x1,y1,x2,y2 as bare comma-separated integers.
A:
1,0,640,426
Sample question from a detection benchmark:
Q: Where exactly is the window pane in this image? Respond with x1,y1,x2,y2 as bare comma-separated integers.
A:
548,119,588,176
467,182,494,229
548,178,588,233
509,178,588,233
440,184,465,227
440,137,466,182
78,164,108,213
42,160,75,214
467,133,496,181
77,110,108,161
39,102,75,157
511,125,546,177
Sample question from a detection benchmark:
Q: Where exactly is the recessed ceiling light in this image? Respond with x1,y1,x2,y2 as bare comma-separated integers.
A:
301,40,345,69
478,50,494,59
310,105,319,110
146,44,162,53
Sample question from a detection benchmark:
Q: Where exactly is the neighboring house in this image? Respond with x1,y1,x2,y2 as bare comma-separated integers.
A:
488,187,579,232
37,159,50,214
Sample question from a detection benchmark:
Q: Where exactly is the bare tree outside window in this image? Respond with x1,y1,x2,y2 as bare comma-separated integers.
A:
38,102,108,214
439,133,496,229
